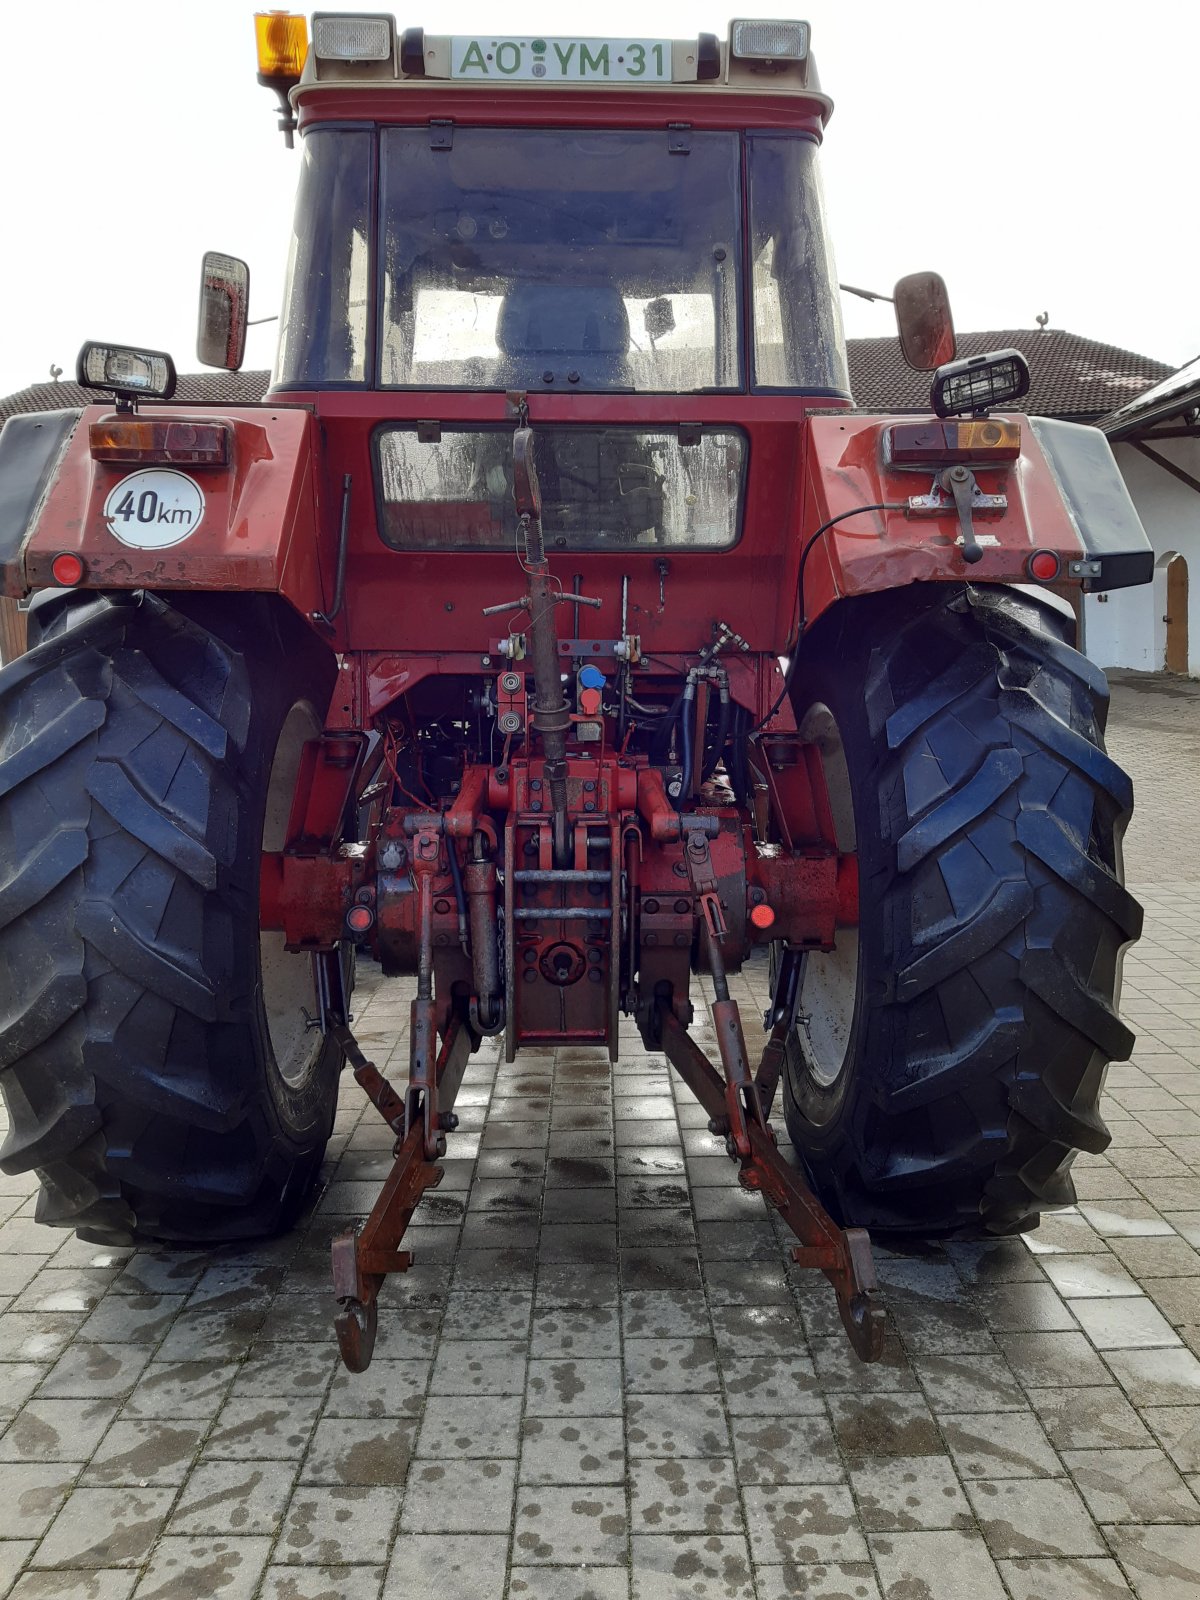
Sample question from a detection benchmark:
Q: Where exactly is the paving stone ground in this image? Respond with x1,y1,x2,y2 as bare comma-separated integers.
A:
0,671,1198,1598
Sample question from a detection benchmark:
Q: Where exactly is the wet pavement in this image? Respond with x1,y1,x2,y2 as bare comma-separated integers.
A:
0,671,1197,1598
1105,671,1200,887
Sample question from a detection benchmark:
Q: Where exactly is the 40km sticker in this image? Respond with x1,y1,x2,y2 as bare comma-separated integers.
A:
103,469,205,550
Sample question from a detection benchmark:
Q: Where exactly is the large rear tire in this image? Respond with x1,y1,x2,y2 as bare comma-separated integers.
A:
781,584,1141,1237
0,592,342,1245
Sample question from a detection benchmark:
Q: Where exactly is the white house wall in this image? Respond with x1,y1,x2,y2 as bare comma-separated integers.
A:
1082,435,1200,676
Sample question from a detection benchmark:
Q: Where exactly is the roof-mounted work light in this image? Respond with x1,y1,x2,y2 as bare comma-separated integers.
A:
730,19,810,64
931,350,1031,419
312,13,395,64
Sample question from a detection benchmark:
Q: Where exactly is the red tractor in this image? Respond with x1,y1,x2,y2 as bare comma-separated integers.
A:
0,15,1148,1369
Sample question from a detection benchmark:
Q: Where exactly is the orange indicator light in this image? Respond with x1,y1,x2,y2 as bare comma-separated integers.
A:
89,419,230,467
889,418,1021,465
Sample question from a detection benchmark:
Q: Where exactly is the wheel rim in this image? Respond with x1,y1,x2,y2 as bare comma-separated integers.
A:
794,701,860,1093
260,703,324,1089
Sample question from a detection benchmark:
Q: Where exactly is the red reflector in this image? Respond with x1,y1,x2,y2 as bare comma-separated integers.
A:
346,905,375,935
51,552,85,586
1028,550,1061,582
89,419,230,466
749,903,776,930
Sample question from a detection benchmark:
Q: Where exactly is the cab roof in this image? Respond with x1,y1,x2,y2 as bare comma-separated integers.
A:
269,16,833,133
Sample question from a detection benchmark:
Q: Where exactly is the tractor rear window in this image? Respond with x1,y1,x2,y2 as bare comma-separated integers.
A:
378,128,741,393
373,425,745,550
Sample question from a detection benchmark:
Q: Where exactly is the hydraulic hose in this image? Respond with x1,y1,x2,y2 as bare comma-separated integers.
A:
680,678,696,799
752,501,906,733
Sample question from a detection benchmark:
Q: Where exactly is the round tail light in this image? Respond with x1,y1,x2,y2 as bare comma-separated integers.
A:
51,552,85,586
1027,550,1061,583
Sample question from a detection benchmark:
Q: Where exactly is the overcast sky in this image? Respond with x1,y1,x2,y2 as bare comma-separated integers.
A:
2,0,1195,395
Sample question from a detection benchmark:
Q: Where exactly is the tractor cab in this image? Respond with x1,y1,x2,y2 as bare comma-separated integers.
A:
265,17,848,405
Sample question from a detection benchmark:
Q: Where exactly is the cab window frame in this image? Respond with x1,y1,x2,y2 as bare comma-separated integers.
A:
373,123,746,395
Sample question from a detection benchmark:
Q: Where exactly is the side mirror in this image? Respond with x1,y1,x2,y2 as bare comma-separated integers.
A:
893,272,957,372
197,252,250,371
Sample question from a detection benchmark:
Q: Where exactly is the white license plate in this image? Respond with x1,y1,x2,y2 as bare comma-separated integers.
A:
449,37,672,83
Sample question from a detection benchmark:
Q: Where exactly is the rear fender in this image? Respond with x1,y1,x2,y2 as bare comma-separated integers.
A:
799,413,1153,633
3,403,332,629
0,410,82,591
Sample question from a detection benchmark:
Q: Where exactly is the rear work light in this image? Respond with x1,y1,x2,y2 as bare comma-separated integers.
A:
931,349,1031,419
77,343,176,404
730,19,810,61
89,419,230,467
889,418,1021,465
312,13,394,61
